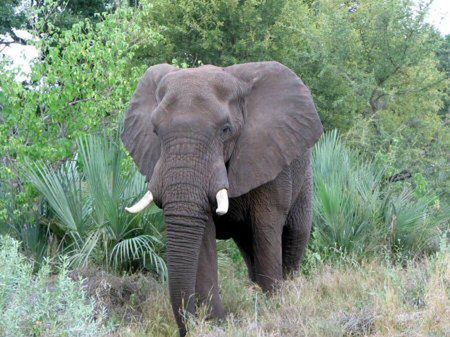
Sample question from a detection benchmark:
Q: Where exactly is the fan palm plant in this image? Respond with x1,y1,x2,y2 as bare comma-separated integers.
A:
383,189,445,257
26,134,167,279
312,130,445,259
312,130,384,256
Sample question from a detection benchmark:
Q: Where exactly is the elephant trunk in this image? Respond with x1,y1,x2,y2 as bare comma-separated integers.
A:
163,173,208,336
164,203,206,336
159,139,221,336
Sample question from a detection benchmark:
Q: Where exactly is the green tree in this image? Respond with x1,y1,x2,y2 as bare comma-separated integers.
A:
0,0,115,45
135,0,286,66
270,0,446,130
0,0,27,43
0,3,158,214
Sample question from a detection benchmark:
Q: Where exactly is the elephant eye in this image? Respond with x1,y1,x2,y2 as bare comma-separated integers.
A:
153,127,159,136
222,124,232,135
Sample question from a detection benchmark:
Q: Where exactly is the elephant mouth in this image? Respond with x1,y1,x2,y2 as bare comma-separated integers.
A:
125,188,229,215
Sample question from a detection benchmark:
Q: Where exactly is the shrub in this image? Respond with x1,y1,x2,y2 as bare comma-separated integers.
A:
0,235,108,337
383,189,446,256
0,184,48,265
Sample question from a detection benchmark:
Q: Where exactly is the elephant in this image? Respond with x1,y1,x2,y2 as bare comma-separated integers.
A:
122,61,323,336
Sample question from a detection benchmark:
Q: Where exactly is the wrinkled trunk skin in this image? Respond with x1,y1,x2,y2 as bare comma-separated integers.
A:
159,135,215,337
165,203,206,336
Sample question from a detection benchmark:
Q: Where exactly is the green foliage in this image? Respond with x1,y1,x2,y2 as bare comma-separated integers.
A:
50,0,115,30
26,134,167,278
0,0,26,35
272,0,446,130
0,0,116,39
136,0,285,66
0,3,160,226
0,235,108,337
312,130,444,260
0,2,152,202
383,189,448,256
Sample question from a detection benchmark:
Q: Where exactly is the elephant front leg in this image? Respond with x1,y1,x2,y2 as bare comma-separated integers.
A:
195,219,225,319
251,206,286,292
252,225,284,292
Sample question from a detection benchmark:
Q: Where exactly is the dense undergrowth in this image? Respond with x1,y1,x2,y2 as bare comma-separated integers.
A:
2,235,447,337
6,129,444,277
26,134,167,277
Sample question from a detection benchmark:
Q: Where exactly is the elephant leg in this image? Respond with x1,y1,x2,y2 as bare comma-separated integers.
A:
195,219,225,319
282,166,313,278
232,224,256,282
251,212,285,292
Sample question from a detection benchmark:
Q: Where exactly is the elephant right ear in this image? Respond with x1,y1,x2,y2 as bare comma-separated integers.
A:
122,64,177,180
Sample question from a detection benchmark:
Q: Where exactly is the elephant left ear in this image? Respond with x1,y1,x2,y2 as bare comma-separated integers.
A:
224,61,323,197
122,64,177,181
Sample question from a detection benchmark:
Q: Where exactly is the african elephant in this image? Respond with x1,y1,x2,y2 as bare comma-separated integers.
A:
122,61,323,336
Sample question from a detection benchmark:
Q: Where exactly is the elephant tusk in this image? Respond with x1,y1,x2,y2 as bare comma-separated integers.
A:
215,189,229,216
125,191,154,213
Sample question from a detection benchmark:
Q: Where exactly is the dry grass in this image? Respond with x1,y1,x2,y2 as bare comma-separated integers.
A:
106,247,449,337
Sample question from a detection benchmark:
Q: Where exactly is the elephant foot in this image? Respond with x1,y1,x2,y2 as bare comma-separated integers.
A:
197,294,225,321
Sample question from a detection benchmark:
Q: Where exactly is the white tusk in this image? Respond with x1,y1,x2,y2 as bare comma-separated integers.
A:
125,191,154,213
215,189,229,216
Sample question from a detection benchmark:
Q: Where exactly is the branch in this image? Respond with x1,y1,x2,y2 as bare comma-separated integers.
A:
0,30,28,46
68,97,95,106
0,30,28,47
10,30,27,45
68,87,113,106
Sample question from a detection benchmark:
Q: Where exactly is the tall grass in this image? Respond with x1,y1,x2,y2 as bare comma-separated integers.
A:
111,240,450,337
26,134,167,278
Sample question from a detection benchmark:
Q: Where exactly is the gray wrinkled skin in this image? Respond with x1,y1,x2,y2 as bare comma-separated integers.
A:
122,61,323,337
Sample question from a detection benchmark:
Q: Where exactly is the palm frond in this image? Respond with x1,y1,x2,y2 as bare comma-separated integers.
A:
26,160,89,235
110,235,167,280
384,189,441,255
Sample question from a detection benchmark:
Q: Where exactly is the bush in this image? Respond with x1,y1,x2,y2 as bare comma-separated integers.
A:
0,184,48,265
0,235,108,337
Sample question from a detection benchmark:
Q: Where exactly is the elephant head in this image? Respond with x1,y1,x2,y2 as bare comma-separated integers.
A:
122,61,322,335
